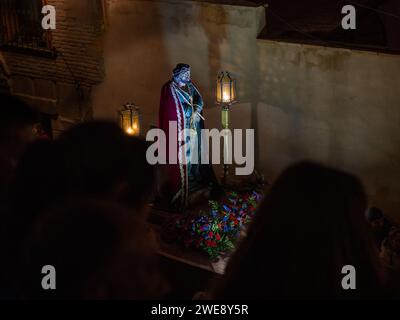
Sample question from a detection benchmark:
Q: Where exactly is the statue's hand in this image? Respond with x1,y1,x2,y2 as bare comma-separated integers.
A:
195,112,201,124
193,111,204,124
194,103,203,114
190,113,199,128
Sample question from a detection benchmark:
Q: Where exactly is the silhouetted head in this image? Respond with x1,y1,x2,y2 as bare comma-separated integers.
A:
366,207,384,222
214,162,386,299
9,121,154,248
366,207,388,230
21,198,167,299
5,122,156,298
0,94,39,190
10,139,60,224
56,121,155,216
0,94,38,144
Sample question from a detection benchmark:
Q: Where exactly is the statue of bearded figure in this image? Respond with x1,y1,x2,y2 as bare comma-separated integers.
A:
158,64,219,212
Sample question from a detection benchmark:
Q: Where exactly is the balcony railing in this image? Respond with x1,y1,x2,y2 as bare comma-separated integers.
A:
0,0,55,57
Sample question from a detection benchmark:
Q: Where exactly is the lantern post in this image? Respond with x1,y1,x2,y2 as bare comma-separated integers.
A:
216,71,237,185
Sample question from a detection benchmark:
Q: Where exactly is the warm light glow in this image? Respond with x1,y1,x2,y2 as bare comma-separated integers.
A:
216,71,236,105
126,127,134,135
222,89,230,103
119,104,141,137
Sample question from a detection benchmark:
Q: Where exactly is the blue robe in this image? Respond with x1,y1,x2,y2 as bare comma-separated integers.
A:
173,82,204,192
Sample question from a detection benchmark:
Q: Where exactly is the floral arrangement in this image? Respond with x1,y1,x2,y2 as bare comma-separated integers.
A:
175,188,263,260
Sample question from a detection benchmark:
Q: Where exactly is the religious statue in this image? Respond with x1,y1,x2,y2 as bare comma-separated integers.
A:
158,63,219,211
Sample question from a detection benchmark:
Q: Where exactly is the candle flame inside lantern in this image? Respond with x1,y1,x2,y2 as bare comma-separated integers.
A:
126,127,134,135
223,90,230,103
120,106,140,136
217,72,236,104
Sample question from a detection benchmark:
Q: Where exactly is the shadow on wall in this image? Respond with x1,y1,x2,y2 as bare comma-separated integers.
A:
257,42,400,219
92,0,172,129
198,4,227,107
198,4,262,169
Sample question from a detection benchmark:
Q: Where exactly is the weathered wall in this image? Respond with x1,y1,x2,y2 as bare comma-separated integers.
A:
257,42,400,219
1,0,105,133
93,0,400,220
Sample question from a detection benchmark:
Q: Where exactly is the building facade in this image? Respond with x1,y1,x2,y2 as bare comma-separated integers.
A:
0,0,107,136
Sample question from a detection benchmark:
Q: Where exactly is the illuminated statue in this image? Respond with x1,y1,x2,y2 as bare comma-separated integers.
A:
158,64,218,211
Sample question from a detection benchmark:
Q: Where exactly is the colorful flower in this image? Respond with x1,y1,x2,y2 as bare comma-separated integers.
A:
175,187,263,259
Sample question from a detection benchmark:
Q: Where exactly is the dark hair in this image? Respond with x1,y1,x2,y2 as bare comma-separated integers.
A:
214,162,386,299
4,123,156,298
11,121,155,222
366,207,384,222
55,121,155,213
20,198,167,299
0,139,60,298
0,94,38,139
9,139,60,225
0,94,39,217
173,63,190,77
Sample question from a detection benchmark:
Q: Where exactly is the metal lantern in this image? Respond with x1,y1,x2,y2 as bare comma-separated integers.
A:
216,71,236,105
216,71,237,185
119,103,141,136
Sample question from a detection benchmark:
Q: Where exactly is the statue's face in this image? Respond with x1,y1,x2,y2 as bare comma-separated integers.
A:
178,70,191,85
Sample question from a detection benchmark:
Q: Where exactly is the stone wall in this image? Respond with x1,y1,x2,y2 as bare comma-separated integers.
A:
1,0,105,134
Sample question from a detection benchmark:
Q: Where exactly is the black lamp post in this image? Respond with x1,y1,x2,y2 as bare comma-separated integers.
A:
216,71,237,185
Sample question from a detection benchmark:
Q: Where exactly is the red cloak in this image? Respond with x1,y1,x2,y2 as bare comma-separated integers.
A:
158,80,188,210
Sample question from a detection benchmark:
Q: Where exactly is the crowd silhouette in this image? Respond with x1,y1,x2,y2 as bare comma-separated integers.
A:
0,93,399,300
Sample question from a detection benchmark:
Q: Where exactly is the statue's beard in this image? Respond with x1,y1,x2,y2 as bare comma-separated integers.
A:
174,75,191,85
